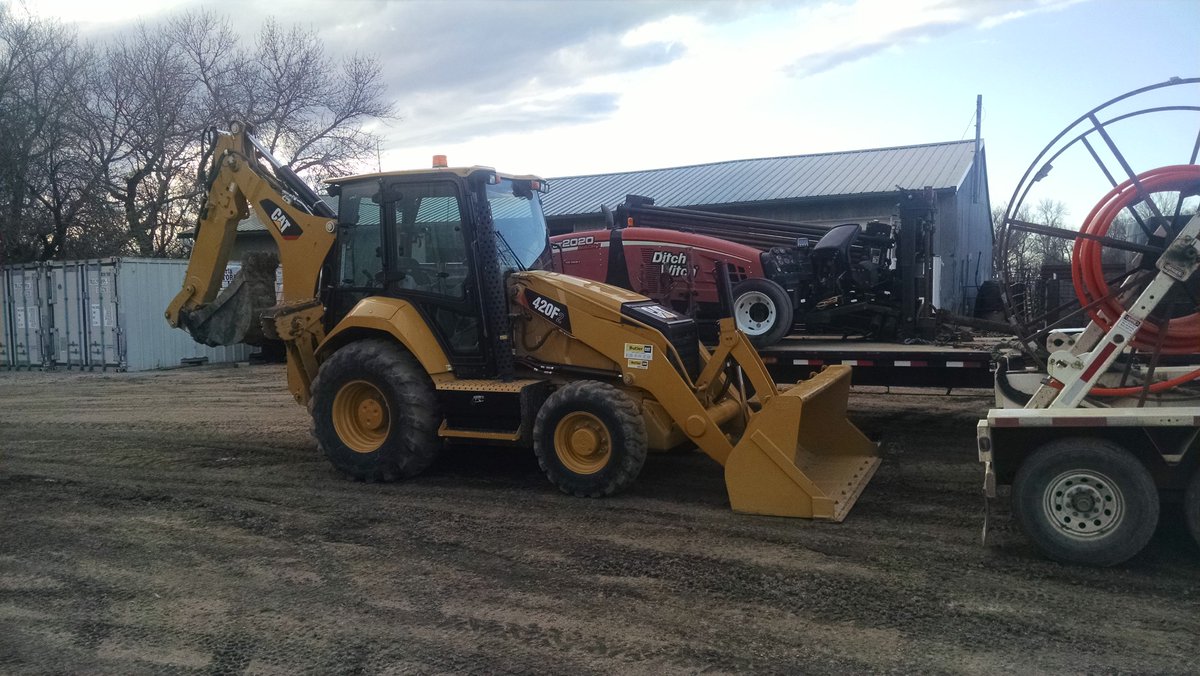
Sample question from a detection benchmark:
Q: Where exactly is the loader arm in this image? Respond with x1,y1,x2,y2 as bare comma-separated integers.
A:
514,271,880,521
166,122,337,401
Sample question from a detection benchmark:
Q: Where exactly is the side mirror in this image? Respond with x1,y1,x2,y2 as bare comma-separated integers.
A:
339,195,362,226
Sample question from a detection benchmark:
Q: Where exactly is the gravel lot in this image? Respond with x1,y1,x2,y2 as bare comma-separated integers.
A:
1,364,1197,674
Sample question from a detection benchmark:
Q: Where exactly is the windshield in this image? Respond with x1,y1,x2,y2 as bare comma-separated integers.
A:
485,179,550,271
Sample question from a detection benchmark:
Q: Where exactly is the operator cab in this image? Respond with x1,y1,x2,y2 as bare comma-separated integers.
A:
324,166,550,377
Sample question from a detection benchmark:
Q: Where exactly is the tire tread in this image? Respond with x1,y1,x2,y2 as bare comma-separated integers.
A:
532,380,647,498
310,339,439,481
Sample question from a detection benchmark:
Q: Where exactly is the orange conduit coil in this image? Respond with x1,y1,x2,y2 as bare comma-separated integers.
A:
1068,164,1200,396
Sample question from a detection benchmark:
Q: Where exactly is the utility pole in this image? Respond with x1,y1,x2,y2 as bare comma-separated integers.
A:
973,94,982,204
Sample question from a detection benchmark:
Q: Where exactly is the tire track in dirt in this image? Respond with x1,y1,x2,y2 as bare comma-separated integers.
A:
1,366,1197,673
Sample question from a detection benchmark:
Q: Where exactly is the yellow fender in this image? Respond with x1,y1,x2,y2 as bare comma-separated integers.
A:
318,297,452,377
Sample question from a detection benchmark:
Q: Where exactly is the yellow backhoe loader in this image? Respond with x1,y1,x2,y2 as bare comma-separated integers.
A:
166,122,880,520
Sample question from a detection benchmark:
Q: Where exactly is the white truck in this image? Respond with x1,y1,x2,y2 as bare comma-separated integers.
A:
980,209,1199,566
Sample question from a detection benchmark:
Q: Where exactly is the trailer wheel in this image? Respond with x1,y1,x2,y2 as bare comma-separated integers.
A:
732,278,794,348
1185,469,1200,548
1013,438,1158,567
533,381,646,498
310,339,440,481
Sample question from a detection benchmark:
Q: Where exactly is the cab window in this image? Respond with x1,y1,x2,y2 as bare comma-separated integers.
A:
391,182,469,298
334,182,383,288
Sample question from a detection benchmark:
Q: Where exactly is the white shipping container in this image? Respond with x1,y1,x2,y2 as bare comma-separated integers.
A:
3,258,252,371
220,261,284,302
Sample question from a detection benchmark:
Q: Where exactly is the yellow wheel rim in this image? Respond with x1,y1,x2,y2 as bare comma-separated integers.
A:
332,380,390,453
553,411,611,475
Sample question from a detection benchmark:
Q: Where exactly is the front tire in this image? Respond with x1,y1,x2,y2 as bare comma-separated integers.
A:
533,381,647,497
1013,438,1158,566
310,339,440,481
1184,469,1200,548
732,278,793,348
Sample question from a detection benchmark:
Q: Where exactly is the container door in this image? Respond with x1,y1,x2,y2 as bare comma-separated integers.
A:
49,262,89,368
6,266,46,367
0,270,8,367
85,262,121,368
48,264,73,367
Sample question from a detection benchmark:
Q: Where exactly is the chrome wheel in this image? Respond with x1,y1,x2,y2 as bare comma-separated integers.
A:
1043,469,1123,539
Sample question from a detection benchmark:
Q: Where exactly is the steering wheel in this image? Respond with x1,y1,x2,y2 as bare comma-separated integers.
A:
394,257,436,288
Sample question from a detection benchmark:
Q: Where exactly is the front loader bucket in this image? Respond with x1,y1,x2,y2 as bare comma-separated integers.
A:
725,365,879,521
181,252,279,347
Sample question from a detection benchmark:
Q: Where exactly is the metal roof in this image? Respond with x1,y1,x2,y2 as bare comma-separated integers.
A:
540,140,980,218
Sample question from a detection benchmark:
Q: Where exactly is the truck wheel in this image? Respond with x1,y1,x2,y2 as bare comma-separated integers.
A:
533,381,647,498
1185,469,1200,548
732,278,793,348
310,339,440,481
1013,438,1158,566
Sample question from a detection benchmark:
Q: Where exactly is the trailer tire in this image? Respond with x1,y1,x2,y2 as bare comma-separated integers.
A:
310,339,440,482
732,278,794,348
1013,438,1158,567
1184,469,1200,549
533,381,646,498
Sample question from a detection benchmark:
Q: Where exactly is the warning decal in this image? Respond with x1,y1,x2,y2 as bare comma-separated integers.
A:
1115,313,1142,337
624,343,654,361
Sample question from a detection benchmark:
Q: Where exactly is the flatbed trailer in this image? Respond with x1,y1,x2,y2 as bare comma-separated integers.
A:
757,337,996,389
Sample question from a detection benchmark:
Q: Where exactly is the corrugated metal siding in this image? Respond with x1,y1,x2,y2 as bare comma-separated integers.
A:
950,147,994,314
541,140,978,217
114,259,252,371
1,258,251,371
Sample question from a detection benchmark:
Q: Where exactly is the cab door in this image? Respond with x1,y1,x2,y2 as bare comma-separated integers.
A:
383,179,487,375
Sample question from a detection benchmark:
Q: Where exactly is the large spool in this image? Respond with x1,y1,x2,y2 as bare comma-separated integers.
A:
996,78,1200,400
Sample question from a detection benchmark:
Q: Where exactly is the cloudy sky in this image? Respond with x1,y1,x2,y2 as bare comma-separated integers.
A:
26,0,1200,222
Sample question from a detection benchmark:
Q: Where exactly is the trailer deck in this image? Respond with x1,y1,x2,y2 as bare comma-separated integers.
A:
758,336,998,389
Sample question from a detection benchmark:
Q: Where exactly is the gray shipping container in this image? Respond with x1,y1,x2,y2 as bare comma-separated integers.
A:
2,258,251,371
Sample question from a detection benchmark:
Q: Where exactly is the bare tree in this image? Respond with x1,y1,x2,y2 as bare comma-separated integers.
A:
170,11,395,180
0,6,115,263
93,24,207,257
992,198,1072,279
1,8,395,264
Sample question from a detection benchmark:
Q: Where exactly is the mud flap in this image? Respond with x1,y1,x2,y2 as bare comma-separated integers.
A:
724,365,879,521
181,252,279,347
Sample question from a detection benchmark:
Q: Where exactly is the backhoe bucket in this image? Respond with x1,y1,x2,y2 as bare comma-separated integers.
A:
725,365,879,521
181,252,279,347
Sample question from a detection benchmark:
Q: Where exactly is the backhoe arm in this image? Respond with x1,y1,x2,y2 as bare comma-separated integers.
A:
166,121,338,401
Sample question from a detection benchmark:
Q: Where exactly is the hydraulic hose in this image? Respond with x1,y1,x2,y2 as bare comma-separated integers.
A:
1068,164,1200,395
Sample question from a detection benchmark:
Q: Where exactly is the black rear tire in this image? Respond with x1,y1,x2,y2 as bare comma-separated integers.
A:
310,339,440,481
533,381,646,497
1184,469,1200,549
732,278,794,348
1013,438,1158,567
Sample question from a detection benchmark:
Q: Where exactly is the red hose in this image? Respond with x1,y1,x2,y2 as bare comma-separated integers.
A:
1067,164,1200,395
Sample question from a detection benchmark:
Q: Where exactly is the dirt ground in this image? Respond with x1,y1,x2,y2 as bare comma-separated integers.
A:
1,364,1197,675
